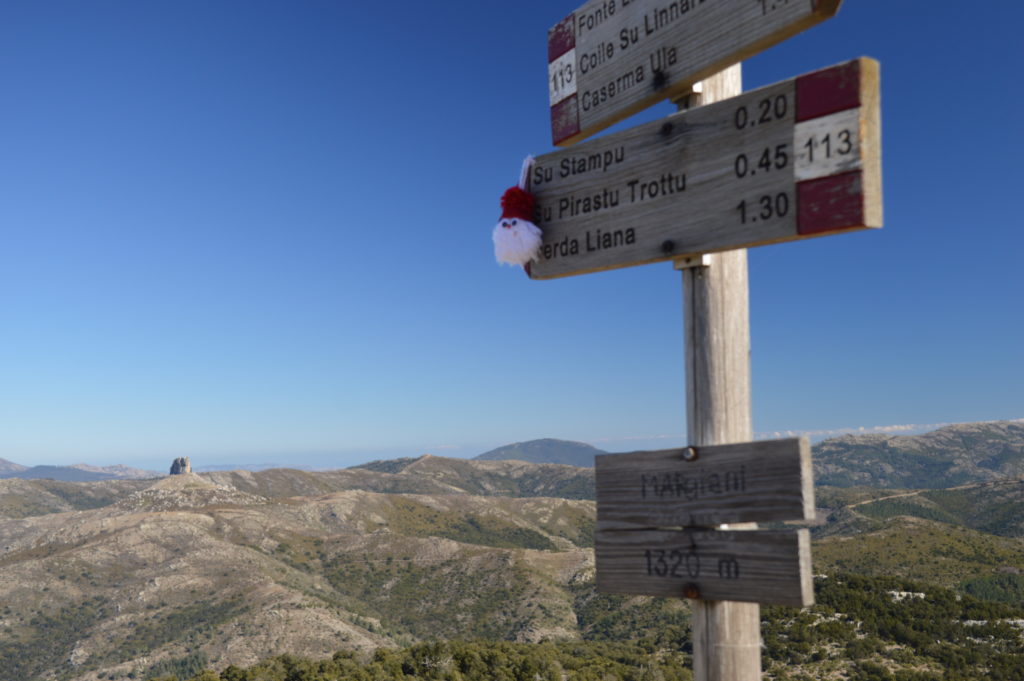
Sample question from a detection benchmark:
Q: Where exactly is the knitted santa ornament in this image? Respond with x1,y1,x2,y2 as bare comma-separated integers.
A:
493,158,542,269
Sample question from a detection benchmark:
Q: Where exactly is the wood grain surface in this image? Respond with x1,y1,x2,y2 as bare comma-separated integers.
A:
596,527,813,607
596,437,814,528
547,0,842,145
528,57,880,280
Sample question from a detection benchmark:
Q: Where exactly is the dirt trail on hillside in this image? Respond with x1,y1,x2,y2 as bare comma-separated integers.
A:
846,477,1022,509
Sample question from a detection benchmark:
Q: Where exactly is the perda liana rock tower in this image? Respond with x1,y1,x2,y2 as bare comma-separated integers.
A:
169,457,192,475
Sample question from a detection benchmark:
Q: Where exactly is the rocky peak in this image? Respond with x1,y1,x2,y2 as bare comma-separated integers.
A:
169,457,192,475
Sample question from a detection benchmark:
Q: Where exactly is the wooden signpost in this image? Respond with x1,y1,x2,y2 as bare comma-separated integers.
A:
596,527,813,607
523,0,879,678
595,438,815,607
596,437,814,529
548,0,842,145
530,57,881,280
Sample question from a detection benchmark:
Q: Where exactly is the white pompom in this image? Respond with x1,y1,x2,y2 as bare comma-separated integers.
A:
493,217,542,266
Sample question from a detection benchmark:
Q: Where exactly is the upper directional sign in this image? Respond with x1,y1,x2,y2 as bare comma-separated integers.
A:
529,58,881,280
548,0,842,146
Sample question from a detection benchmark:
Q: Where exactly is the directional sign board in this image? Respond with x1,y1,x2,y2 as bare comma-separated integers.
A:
548,0,842,146
596,527,813,606
528,58,881,280
596,438,813,529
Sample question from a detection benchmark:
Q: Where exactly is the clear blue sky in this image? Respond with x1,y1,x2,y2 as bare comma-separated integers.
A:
2,1,1021,471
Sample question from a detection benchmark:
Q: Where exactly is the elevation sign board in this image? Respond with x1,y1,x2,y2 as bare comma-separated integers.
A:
596,438,814,529
548,0,842,146
596,527,813,606
529,58,881,280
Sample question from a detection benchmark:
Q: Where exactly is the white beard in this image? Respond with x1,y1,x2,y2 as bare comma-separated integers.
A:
493,218,542,266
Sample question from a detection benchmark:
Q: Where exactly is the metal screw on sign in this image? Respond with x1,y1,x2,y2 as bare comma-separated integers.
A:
681,447,699,462
684,583,701,599
652,69,669,91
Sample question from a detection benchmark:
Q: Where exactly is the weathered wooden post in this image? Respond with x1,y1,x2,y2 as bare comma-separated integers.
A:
677,64,762,681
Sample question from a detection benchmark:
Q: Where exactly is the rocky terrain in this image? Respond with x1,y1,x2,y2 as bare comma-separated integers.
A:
2,421,1024,680
467,422,1024,491
2,461,1018,681
0,471,607,681
0,456,595,523
0,477,153,519
813,420,1024,488
349,454,595,499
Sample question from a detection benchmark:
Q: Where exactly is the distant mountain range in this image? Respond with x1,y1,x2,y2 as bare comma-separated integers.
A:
3,419,1020,488
0,458,159,482
475,421,1024,491
813,420,1024,488
474,438,606,467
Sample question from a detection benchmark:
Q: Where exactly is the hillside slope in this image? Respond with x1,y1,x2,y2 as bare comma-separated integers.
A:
0,472,620,681
0,478,153,519
813,514,1024,587
464,420,1024,489
2,455,1024,680
0,458,28,475
813,420,1024,488
0,457,596,521
849,477,1024,538
219,455,596,500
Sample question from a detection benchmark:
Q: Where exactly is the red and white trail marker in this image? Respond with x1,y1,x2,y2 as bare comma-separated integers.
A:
548,0,842,146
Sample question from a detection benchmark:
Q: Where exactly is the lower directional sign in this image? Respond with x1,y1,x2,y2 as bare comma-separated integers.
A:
596,527,813,607
527,57,881,279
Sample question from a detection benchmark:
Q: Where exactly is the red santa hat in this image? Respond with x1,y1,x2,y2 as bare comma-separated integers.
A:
500,186,536,223
492,157,542,273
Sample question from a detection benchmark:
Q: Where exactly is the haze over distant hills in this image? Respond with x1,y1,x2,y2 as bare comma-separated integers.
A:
470,422,1024,490
0,459,159,482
